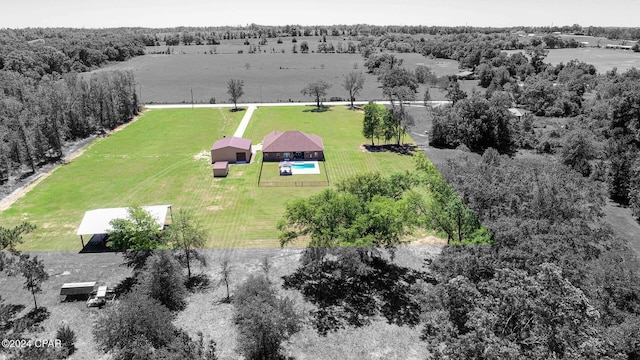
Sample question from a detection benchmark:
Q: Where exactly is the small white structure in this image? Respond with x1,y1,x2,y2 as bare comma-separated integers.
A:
60,282,97,301
76,205,172,248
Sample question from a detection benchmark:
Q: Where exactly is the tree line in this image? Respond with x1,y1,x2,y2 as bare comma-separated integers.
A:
0,28,146,73
0,28,145,188
105,24,640,49
416,31,640,218
0,70,139,180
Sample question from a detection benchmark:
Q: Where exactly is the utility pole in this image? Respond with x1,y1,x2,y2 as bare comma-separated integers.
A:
191,88,194,110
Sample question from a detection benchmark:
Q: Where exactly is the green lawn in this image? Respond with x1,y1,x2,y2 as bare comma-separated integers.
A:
3,105,418,251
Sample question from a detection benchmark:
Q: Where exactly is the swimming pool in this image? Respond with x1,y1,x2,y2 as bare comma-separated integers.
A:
288,161,320,175
291,163,317,169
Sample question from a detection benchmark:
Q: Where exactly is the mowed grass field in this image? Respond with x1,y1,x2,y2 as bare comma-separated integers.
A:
1,108,242,251
94,45,459,104
2,105,418,251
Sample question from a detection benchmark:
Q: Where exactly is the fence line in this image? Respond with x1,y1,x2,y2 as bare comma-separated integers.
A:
259,180,329,187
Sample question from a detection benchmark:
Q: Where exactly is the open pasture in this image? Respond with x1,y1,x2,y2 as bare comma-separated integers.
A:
504,47,640,73
94,46,458,104
2,106,418,251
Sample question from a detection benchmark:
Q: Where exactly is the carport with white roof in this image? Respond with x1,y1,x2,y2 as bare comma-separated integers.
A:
76,205,172,250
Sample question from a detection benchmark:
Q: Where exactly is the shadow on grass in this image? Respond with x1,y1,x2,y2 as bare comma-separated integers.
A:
363,144,417,156
13,307,49,334
113,275,138,297
303,105,331,113
0,302,25,332
185,273,211,292
230,107,246,113
283,247,436,335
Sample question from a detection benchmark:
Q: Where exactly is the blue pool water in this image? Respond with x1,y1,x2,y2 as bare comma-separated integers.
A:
291,163,316,169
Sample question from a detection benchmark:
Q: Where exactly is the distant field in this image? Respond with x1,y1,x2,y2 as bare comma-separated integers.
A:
504,47,640,73
3,106,419,251
93,44,459,104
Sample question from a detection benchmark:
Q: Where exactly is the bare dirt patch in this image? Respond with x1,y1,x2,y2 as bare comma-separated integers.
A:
193,150,210,161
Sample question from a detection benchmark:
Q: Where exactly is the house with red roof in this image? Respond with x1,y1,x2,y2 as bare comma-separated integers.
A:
262,130,324,162
210,136,252,164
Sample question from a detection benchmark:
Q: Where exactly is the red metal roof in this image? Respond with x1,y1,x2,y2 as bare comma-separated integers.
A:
262,130,324,153
211,137,251,151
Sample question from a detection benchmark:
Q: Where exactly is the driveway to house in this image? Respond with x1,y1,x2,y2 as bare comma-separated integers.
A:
233,105,256,138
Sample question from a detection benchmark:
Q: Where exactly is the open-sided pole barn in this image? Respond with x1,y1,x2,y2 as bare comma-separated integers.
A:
76,205,172,250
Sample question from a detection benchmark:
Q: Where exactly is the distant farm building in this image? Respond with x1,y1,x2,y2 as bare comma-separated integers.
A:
454,70,474,80
211,137,252,164
605,44,633,50
27,39,45,46
262,130,325,161
508,108,529,118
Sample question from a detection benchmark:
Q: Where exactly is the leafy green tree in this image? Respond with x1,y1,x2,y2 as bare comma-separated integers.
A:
380,67,418,104
422,263,604,359
93,292,177,359
278,172,421,248
108,206,166,269
17,253,49,310
364,53,403,74
414,64,434,84
56,323,77,357
342,71,365,108
445,80,467,104
362,102,383,145
606,139,636,205
226,78,244,111
526,44,549,73
233,274,300,360
378,67,418,145
138,252,187,311
165,209,207,279
560,129,597,177
382,107,398,144
423,88,431,106
428,93,515,154
520,75,561,116
301,80,331,108
0,222,36,253
299,41,309,53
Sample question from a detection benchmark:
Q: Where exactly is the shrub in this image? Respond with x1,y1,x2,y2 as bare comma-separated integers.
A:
138,252,187,312
233,274,300,360
56,324,77,356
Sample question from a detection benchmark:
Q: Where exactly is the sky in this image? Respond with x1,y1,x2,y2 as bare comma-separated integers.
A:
1,0,639,29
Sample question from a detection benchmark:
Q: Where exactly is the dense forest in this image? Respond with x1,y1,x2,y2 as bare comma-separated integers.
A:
0,28,143,186
421,38,640,218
